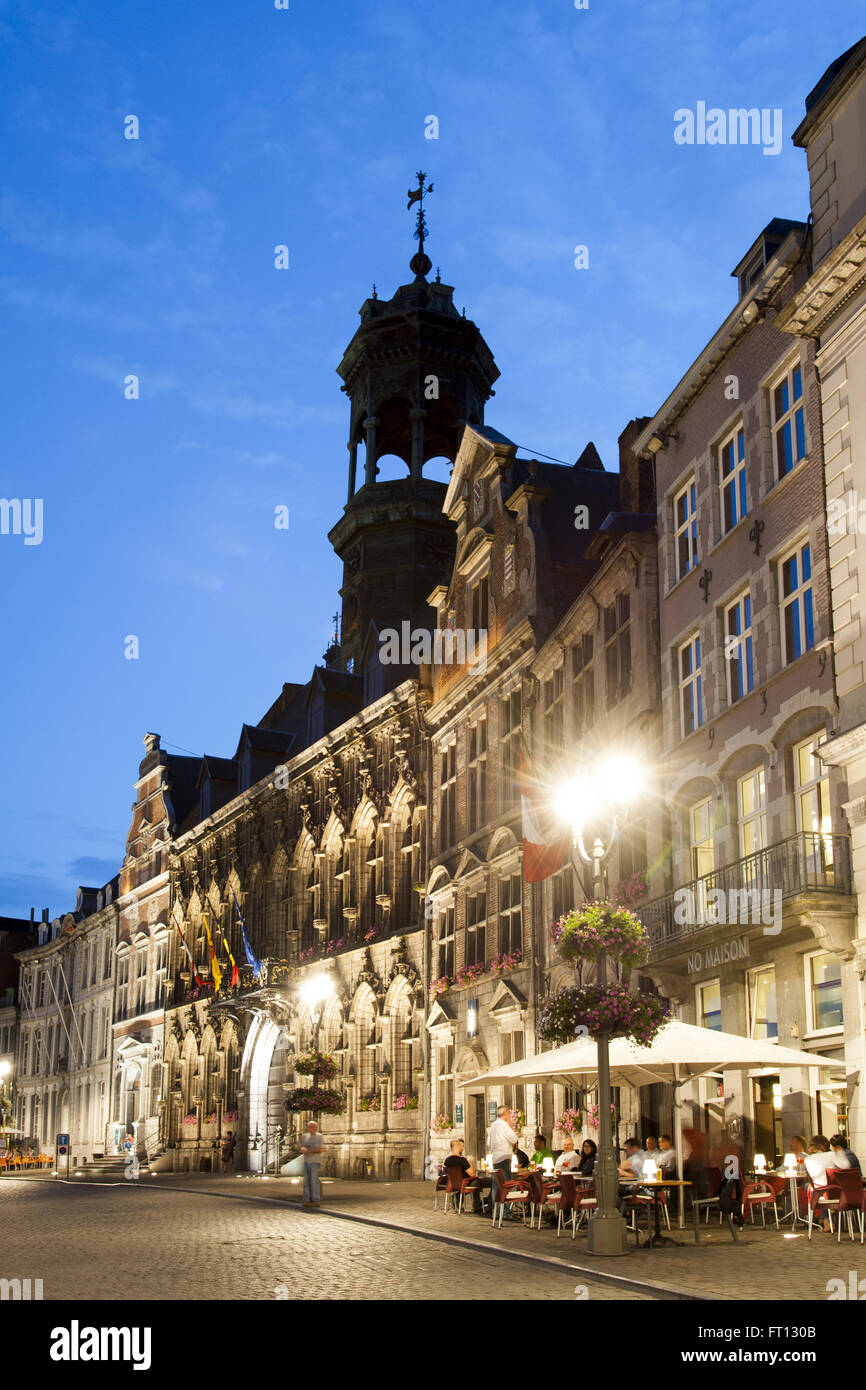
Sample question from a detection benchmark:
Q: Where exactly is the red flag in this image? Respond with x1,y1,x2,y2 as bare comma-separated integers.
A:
520,752,571,883
176,921,204,988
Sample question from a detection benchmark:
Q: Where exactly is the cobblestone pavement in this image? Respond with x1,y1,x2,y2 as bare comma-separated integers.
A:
78,1172,866,1302
0,1178,649,1301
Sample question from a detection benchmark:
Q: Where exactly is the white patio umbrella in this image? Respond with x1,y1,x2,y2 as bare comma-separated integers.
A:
459,1020,844,1225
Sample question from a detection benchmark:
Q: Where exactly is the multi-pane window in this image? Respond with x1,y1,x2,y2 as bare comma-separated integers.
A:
542,665,564,754
501,689,522,810
436,904,455,980
780,541,814,662
738,768,767,858
465,890,487,967
501,1030,525,1116
551,865,573,922
748,965,778,1040
772,363,806,478
678,634,703,737
697,980,722,1032
726,591,754,703
437,1038,455,1119
135,948,148,1013
571,634,595,731
690,798,715,880
498,873,522,955
604,593,631,703
674,479,698,580
807,952,843,1032
794,733,834,876
467,718,487,832
438,742,457,850
719,425,747,532
117,955,130,1011
471,575,489,634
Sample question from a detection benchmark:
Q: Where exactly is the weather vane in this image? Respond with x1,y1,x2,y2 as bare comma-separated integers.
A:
407,171,434,251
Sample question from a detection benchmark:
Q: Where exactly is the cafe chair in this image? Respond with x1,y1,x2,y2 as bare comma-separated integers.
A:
525,1170,555,1229
442,1170,465,1214
432,1164,448,1210
490,1168,533,1228
573,1186,598,1235
741,1180,780,1230
549,1173,577,1237
806,1180,842,1239
827,1168,865,1243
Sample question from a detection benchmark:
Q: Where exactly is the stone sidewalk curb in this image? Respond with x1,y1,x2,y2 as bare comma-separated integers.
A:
6,1173,714,1302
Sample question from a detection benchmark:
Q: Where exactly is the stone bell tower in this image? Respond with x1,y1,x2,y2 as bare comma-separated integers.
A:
329,174,499,674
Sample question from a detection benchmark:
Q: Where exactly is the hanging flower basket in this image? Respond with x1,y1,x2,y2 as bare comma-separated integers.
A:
611,870,649,908
429,975,452,999
554,1107,582,1137
223,1110,238,1122
431,1113,453,1135
505,1107,526,1135
538,983,671,1048
357,1094,381,1112
550,902,649,972
182,1113,197,1126
290,1050,340,1080
284,1088,346,1115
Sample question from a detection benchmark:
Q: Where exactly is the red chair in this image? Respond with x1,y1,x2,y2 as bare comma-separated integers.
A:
806,1178,841,1239
490,1168,534,1227
442,1168,463,1214
548,1173,577,1237
828,1168,865,1243
742,1180,780,1229
432,1164,448,1210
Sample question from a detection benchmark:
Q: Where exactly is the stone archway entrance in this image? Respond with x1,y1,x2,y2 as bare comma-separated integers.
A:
241,1012,291,1173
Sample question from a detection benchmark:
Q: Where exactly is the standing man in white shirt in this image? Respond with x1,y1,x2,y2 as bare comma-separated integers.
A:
487,1105,518,1187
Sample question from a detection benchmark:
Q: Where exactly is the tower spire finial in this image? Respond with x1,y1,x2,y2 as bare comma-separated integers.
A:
407,171,434,280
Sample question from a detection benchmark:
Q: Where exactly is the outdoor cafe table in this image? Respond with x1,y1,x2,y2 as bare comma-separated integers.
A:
619,1179,692,1248
746,1169,810,1227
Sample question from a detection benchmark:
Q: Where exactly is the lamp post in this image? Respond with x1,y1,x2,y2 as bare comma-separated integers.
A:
0,1060,11,1141
556,755,643,1258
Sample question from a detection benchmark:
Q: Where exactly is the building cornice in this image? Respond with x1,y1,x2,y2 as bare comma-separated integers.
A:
776,218,866,340
632,231,807,457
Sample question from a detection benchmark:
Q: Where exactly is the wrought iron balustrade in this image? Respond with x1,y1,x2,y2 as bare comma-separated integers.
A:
635,832,852,951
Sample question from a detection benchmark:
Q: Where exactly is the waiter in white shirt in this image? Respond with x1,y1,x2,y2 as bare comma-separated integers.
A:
487,1105,519,1186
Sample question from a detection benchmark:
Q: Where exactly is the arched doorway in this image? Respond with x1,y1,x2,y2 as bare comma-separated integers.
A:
241,1013,291,1173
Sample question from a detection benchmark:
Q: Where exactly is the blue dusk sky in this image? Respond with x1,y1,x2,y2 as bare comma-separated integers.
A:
0,1,863,919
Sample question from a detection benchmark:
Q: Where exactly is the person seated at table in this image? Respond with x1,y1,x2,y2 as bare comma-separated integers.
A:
804,1136,839,1232
790,1134,807,1162
554,1137,580,1173
657,1134,677,1176
830,1134,860,1172
442,1138,484,1214
576,1139,597,1176
645,1135,659,1157
530,1134,553,1167
618,1137,649,1180
513,1141,531,1172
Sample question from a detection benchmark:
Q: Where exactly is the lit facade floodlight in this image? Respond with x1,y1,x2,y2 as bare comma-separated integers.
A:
0,1060,10,1079
300,974,334,1010
598,753,644,801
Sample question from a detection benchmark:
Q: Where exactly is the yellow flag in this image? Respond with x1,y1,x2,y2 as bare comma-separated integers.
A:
202,912,223,992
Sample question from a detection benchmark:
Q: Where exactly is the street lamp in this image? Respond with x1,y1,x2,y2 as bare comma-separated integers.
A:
556,753,644,1258
300,974,334,1047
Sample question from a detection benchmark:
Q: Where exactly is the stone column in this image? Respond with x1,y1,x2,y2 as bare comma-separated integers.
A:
363,417,379,486
409,407,427,480
347,441,358,501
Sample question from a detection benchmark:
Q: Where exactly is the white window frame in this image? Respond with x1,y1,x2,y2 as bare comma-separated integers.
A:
747,964,777,1040
678,633,703,737
696,978,722,1032
725,589,754,703
803,949,844,1037
737,767,767,859
674,477,699,581
719,424,747,533
771,360,806,479
779,539,814,664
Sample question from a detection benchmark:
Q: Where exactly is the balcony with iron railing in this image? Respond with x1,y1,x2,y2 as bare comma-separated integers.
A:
635,832,853,954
